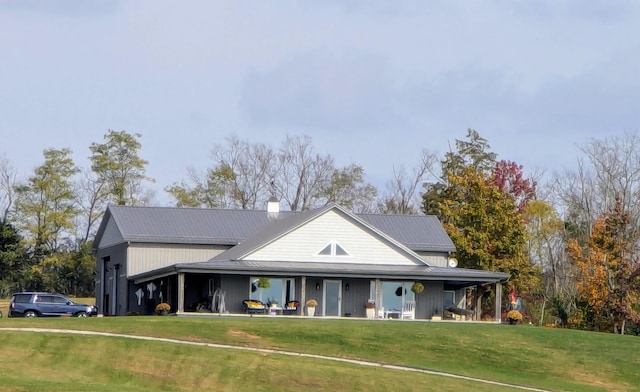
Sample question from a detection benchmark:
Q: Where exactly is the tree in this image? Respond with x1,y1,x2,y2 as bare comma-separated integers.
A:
378,150,437,215
14,148,79,253
273,135,334,212
568,197,640,333
90,130,151,206
0,221,28,297
210,136,275,209
423,130,540,297
491,160,537,212
0,153,17,223
321,164,377,213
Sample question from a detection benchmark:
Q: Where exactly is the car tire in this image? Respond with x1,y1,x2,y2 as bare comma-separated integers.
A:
24,311,38,318
76,311,87,318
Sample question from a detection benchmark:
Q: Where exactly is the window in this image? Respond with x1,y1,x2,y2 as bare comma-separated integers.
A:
250,277,295,304
316,241,350,257
372,281,415,313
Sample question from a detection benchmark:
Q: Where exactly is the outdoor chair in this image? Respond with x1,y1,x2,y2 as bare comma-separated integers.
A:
401,301,415,320
283,300,300,315
242,299,267,314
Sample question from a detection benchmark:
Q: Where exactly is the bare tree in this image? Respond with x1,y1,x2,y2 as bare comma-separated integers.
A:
0,154,17,222
378,150,438,214
272,135,335,212
210,136,275,209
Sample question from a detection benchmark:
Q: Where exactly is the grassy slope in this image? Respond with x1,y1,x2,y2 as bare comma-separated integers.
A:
1,316,639,391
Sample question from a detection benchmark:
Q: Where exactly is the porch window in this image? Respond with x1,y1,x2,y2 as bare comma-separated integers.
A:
250,277,295,305
372,281,415,315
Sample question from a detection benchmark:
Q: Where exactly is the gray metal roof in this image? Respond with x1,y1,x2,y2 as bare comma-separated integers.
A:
94,204,456,253
131,259,509,284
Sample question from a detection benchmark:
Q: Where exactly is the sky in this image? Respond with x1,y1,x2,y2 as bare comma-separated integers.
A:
2,1,639,206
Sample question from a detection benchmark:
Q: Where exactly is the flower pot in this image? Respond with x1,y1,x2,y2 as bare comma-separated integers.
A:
307,306,316,317
366,308,375,318
159,310,168,316
508,318,518,325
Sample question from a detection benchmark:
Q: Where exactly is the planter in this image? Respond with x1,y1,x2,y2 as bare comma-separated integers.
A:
159,310,168,316
508,318,518,325
307,306,316,317
366,308,375,319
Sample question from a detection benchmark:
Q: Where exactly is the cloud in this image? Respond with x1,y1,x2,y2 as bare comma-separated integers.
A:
0,0,121,16
240,50,406,132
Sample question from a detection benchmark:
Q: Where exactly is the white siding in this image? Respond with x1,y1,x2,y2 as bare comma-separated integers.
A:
98,217,123,248
249,210,419,265
127,244,228,277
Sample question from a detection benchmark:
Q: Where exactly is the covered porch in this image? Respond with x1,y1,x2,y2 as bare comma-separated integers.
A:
130,261,509,322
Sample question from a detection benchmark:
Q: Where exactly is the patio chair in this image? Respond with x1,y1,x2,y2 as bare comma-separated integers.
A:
242,299,267,315
401,301,415,320
283,300,300,315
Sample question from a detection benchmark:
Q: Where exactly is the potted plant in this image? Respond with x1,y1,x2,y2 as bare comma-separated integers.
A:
268,297,279,308
507,310,523,325
155,302,171,315
431,308,442,321
306,298,318,317
257,277,270,289
364,300,376,318
411,282,424,294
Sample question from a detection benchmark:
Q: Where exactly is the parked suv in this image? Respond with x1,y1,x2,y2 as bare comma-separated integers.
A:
8,292,98,318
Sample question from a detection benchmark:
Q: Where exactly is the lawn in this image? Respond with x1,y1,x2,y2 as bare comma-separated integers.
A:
1,315,639,391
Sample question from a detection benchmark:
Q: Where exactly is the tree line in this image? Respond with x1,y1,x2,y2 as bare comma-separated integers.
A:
1,129,639,334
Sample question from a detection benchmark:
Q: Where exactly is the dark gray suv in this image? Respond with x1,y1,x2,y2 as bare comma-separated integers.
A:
8,292,98,318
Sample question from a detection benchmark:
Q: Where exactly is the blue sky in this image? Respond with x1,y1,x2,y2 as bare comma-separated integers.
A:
1,1,639,204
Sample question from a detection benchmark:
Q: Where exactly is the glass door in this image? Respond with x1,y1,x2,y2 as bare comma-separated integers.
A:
323,280,341,316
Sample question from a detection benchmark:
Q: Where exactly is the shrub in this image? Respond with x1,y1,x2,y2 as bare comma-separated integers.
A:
306,299,318,307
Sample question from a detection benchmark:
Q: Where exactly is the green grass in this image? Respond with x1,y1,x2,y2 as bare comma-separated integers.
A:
1,316,639,391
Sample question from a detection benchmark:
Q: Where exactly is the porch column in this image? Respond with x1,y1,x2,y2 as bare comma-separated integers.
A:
375,279,381,318
301,276,307,315
494,281,502,323
177,272,185,313
475,284,482,321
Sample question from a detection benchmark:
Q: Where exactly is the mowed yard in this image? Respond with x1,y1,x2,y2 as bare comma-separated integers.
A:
0,311,639,391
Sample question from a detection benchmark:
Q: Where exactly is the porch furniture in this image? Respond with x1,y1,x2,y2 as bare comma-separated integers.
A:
243,299,267,314
401,301,415,320
384,310,401,319
283,300,300,315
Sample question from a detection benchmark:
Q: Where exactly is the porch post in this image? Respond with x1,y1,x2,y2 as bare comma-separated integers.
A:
375,278,381,318
177,272,185,313
475,284,482,321
301,276,307,315
495,281,502,323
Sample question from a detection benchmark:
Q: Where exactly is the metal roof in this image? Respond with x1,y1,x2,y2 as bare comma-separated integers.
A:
94,204,456,253
131,259,509,284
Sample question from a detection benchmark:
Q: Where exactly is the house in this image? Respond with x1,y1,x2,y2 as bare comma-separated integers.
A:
93,201,509,320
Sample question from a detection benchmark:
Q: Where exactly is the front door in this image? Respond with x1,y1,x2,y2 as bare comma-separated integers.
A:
323,280,341,316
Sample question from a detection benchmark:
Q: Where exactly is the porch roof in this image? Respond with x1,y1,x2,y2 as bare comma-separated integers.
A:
131,259,509,286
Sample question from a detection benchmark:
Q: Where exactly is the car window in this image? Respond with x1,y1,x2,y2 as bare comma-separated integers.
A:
53,296,68,304
36,295,55,303
12,294,32,303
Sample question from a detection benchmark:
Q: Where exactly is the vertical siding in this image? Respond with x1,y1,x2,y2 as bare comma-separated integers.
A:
95,243,128,315
415,252,448,267
127,244,228,276
251,211,418,265
340,279,370,317
98,217,124,248
305,279,322,316
415,281,443,319
220,275,250,314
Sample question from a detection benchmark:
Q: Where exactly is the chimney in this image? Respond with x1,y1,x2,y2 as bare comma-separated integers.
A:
267,196,280,220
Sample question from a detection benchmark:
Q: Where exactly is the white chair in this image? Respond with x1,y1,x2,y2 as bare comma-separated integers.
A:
401,301,415,320
377,307,385,318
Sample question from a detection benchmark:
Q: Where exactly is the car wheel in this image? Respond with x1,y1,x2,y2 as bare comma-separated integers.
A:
24,311,38,318
76,311,87,318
